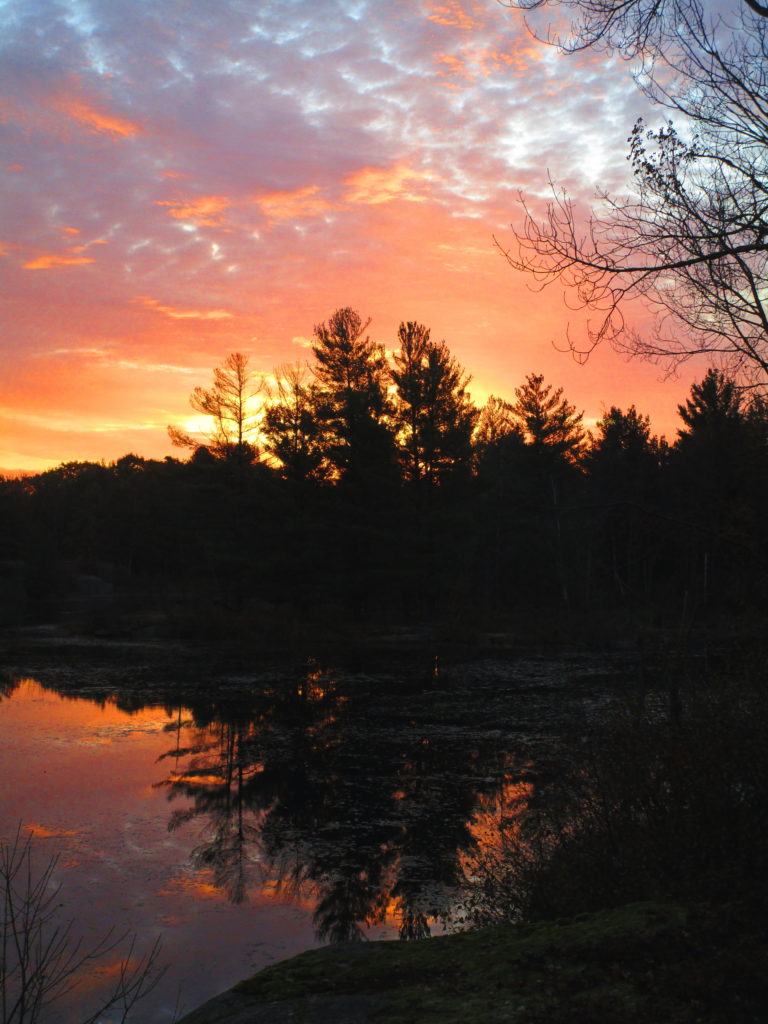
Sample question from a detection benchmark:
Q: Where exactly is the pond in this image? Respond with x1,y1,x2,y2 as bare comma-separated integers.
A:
0,638,636,1023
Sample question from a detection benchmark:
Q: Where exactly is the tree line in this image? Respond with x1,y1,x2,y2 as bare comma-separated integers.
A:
3,307,768,638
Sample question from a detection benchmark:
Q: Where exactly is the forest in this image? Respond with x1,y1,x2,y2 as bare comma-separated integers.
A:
3,306,768,645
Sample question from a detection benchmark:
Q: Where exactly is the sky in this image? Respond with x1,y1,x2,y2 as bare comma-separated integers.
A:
0,0,709,474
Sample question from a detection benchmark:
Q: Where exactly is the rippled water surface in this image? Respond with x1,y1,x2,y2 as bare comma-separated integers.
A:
0,641,633,1023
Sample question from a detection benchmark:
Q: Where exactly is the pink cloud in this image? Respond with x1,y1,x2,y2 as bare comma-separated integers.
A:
23,252,96,270
1,78,141,142
135,295,235,321
0,0,701,472
435,52,476,85
344,164,436,205
155,195,231,226
426,2,485,31
256,186,334,222
50,95,141,139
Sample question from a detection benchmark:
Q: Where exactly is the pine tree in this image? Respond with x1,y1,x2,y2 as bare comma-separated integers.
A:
311,308,394,484
390,322,478,487
510,373,585,463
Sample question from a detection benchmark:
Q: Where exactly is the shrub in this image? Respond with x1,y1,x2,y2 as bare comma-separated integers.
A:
461,674,768,925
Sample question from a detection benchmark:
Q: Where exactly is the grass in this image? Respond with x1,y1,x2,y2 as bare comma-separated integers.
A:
233,899,768,1023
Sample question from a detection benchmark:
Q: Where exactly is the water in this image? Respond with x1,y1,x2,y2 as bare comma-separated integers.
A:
0,641,632,1022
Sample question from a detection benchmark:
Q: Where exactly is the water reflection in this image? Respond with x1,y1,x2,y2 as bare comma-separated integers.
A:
146,658,529,942
3,647,630,1021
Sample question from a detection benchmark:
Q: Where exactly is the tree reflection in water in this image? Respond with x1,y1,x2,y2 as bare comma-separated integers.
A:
154,658,530,942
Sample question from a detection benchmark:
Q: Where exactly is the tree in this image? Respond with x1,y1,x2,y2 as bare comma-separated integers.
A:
168,352,261,464
390,322,478,487
470,396,530,610
584,406,666,599
499,374,588,608
676,367,745,440
1,827,162,1024
310,308,395,484
509,373,586,462
505,0,768,56
668,369,768,608
262,363,327,482
587,405,665,471
473,395,521,452
500,0,768,382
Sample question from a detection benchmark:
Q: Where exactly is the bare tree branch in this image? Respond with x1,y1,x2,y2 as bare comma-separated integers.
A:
499,0,768,381
1,826,163,1024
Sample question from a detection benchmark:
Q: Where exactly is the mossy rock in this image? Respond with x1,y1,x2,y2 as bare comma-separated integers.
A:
178,900,768,1024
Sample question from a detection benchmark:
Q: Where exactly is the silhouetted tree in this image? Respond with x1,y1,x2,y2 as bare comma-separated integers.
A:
305,309,399,615
504,0,768,55
584,406,666,601
262,363,327,483
501,0,768,379
473,395,521,456
510,374,586,463
311,308,395,485
390,322,479,488
505,374,588,607
168,352,261,465
676,369,745,442
668,369,768,609
384,324,478,614
468,398,529,610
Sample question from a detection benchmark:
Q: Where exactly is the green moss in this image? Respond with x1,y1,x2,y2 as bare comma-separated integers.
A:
233,901,768,1023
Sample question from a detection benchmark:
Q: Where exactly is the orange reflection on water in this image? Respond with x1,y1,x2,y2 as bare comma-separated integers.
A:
158,875,222,901
163,771,225,787
25,822,81,838
7,677,174,733
158,868,318,912
0,677,192,846
468,776,534,851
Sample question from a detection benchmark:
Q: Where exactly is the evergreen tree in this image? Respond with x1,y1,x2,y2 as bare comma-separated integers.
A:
510,373,586,463
390,322,478,487
677,369,743,437
311,308,395,485
585,406,666,601
668,369,768,609
586,405,667,483
262,364,327,482
473,395,520,452
505,374,588,608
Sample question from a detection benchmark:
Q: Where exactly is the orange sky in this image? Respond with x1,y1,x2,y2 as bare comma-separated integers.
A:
0,0,707,473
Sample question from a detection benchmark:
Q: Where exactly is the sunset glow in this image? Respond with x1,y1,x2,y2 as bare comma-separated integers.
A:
1,0,704,474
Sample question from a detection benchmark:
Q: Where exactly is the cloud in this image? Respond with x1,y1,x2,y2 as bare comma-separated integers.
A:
50,94,141,139
257,185,334,222
344,163,436,205
155,195,232,226
0,69,141,142
24,253,96,270
426,2,485,31
0,0,678,472
135,296,235,320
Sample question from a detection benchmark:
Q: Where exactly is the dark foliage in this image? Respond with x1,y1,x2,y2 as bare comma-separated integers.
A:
4,322,768,636
459,669,768,940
